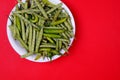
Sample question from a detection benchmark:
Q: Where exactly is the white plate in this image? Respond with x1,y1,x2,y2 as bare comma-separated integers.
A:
7,0,76,62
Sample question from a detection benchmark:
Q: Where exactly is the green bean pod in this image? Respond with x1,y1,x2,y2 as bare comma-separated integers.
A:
50,50,59,55
34,0,48,19
64,21,73,31
16,35,28,50
39,48,51,52
58,40,62,50
56,40,59,50
14,13,40,30
51,18,67,26
43,27,63,29
46,37,54,44
52,8,62,22
21,19,26,41
30,14,39,23
21,53,34,58
61,33,68,39
28,25,33,52
35,54,42,60
44,29,64,33
25,26,29,44
44,34,61,38
47,3,62,14
35,28,43,53
40,44,56,48
31,28,36,52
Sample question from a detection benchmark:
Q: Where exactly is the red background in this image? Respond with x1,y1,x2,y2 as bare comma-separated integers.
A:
0,0,120,80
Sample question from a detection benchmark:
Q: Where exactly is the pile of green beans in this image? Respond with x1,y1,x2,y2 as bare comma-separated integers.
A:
9,0,74,60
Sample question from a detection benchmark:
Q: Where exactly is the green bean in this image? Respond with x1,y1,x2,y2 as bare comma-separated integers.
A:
47,52,53,60
14,9,42,13
44,34,61,38
25,26,29,43
42,0,47,4
44,8,50,13
26,0,30,8
31,0,35,8
29,12,45,20
21,19,26,41
16,35,28,50
18,1,26,10
50,50,59,55
35,54,41,60
63,42,69,49
30,14,39,23
44,20,52,26
46,37,54,44
36,30,39,40
34,0,48,19
58,39,70,43
38,19,45,27
16,16,21,32
43,27,63,29
58,40,62,50
42,0,56,7
60,24,67,30
67,31,74,38
62,46,68,53
64,21,73,31
40,44,56,48
13,16,16,38
19,4,24,10
63,9,69,18
67,18,72,27
43,51,48,59
35,30,40,46
42,40,47,44
61,33,68,39
21,53,34,58
56,40,59,50
24,3,29,19
24,2,28,9
28,25,33,52
51,18,66,25
65,31,71,38
47,3,62,14
52,8,62,22
31,5,38,9
40,1,45,7
35,28,43,53
14,13,40,29
41,43,47,45
13,16,20,38
9,25,14,33
39,48,51,52
44,29,64,33
15,24,21,37
15,4,19,11
58,13,67,18
9,25,15,38
31,28,36,52
41,42,47,45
